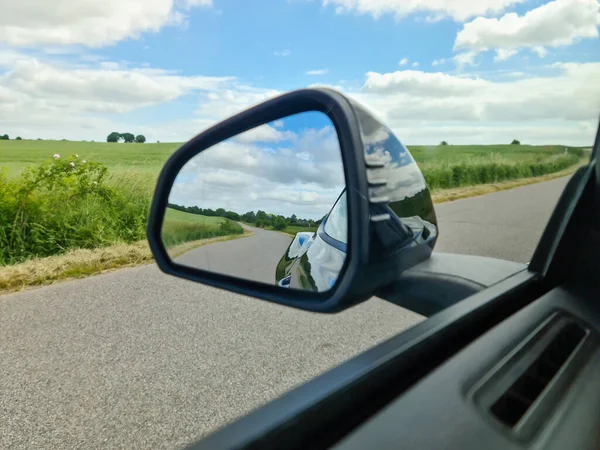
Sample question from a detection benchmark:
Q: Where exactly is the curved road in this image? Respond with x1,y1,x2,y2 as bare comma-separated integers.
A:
175,225,291,285
0,176,569,449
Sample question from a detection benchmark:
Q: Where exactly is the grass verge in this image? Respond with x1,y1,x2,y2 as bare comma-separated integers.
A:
431,158,586,204
0,232,252,295
281,225,318,237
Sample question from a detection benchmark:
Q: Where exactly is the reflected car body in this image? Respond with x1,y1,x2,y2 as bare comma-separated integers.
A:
276,105,439,293
276,189,438,292
276,193,348,292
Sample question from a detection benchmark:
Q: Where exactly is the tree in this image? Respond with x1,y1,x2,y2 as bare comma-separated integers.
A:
440,141,448,146
16,136,22,140
289,214,298,225
135,134,146,143
107,132,121,143
242,211,256,223
122,132,135,143
273,216,287,231
225,210,240,221
1,134,9,140
511,139,520,145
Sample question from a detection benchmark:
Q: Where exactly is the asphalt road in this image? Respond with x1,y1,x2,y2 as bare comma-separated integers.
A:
0,176,569,449
175,226,291,285
435,176,569,262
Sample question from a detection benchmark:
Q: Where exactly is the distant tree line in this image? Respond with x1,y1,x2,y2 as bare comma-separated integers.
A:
107,132,146,143
439,139,521,146
167,203,321,231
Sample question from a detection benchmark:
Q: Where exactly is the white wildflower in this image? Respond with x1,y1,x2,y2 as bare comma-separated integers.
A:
82,160,87,164
93,181,98,185
70,162,75,167
75,154,79,158
53,154,60,159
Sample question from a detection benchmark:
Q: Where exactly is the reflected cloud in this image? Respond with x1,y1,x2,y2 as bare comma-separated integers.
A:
169,111,345,220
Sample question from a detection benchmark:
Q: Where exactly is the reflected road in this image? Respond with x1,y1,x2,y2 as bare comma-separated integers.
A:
175,225,291,285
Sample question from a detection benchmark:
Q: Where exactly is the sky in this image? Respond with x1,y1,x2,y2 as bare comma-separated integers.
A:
0,0,599,147
168,111,347,218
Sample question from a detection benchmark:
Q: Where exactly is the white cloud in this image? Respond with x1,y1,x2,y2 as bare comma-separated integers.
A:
353,62,600,145
533,46,548,57
432,58,446,66
0,57,234,115
412,61,419,67
455,0,600,55
0,42,598,149
362,70,488,96
320,0,526,21
170,122,345,218
274,49,292,57
0,0,213,47
494,48,518,61
306,68,329,75
453,51,477,68
196,85,282,122
399,58,409,66
234,124,297,143
183,0,213,7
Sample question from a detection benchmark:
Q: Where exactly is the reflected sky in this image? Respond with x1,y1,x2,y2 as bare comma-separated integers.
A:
352,101,428,205
352,100,438,241
168,111,346,220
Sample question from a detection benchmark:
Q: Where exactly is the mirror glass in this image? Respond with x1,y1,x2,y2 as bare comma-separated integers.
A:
161,111,347,293
352,101,438,256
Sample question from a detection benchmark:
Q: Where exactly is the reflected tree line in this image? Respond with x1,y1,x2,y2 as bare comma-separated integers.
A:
167,203,322,231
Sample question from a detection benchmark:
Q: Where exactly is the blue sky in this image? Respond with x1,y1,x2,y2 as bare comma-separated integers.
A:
0,0,599,145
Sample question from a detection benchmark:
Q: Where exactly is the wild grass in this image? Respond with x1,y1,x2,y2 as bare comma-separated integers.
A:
161,208,243,248
0,139,178,177
0,157,151,266
0,157,240,267
430,159,586,204
0,232,252,294
418,148,583,190
282,225,318,237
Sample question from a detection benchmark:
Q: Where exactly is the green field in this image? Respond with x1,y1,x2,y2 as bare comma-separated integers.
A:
164,208,226,225
0,139,584,266
0,140,583,183
161,208,243,248
0,139,178,177
283,225,318,236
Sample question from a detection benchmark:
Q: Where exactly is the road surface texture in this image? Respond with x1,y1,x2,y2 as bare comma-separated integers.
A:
435,177,569,262
0,177,569,449
175,226,291,285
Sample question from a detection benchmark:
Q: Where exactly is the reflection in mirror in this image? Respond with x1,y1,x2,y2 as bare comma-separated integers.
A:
162,111,347,293
351,101,438,259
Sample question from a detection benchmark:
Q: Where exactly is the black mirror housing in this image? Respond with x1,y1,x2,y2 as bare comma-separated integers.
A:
147,88,437,312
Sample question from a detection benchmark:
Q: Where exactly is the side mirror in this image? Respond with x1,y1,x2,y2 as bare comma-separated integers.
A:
147,88,437,312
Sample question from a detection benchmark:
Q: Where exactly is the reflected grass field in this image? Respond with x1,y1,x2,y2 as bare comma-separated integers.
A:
161,208,243,248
